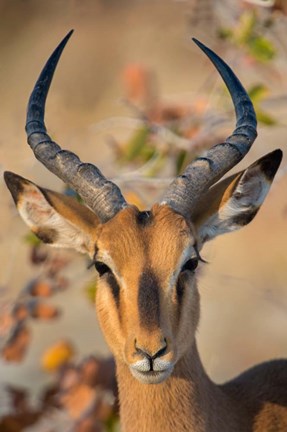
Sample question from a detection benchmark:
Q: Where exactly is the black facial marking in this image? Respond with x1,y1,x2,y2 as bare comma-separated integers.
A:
35,227,58,244
176,276,185,305
136,211,153,226
106,273,120,308
138,270,160,329
94,257,120,308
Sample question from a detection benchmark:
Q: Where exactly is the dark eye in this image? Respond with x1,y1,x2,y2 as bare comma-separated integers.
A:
95,261,111,276
181,258,198,273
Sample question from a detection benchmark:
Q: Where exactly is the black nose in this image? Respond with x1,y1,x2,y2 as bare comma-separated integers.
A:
135,338,168,361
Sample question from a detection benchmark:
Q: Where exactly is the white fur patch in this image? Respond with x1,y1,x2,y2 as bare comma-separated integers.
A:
18,183,91,254
168,244,196,292
198,167,272,242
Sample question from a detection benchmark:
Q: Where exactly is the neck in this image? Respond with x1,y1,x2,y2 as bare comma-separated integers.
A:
116,342,241,432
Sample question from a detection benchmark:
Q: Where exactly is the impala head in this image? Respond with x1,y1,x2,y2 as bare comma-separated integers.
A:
4,31,282,384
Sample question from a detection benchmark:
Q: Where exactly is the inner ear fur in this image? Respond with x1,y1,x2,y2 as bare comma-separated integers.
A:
42,189,100,233
4,171,99,254
191,149,282,243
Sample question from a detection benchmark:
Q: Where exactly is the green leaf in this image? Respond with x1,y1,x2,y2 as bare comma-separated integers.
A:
221,10,276,63
145,154,166,177
175,150,188,175
248,84,269,104
248,36,276,62
248,85,276,126
105,413,120,432
85,279,97,303
217,27,233,40
124,126,150,161
140,145,156,162
24,232,42,246
236,11,256,44
256,109,277,126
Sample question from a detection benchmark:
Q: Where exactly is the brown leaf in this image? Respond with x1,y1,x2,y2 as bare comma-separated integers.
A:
26,279,54,297
59,365,81,391
47,255,70,277
30,245,48,265
1,324,31,362
0,412,41,432
0,305,15,337
28,300,60,320
54,275,69,291
75,416,103,432
80,357,117,394
12,303,29,322
123,64,158,110
5,385,29,413
59,384,96,419
94,396,114,422
40,384,59,409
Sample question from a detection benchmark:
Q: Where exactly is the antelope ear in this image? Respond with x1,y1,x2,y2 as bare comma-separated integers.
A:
4,172,100,255
192,150,282,243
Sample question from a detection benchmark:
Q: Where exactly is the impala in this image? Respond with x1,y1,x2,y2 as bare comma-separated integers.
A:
4,31,287,431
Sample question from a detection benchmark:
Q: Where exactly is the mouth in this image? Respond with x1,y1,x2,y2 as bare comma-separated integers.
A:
130,366,173,384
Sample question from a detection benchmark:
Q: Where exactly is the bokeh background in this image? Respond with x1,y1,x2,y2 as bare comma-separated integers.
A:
1,0,287,430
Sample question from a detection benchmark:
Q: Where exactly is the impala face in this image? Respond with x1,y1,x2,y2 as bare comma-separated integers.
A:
94,205,200,383
3,32,282,388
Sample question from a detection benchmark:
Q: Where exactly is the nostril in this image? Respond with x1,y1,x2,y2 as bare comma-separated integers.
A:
134,338,168,360
134,340,150,359
152,339,167,360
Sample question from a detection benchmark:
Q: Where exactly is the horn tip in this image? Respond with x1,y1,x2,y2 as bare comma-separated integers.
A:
191,37,199,44
192,38,210,55
66,29,74,40
60,29,74,49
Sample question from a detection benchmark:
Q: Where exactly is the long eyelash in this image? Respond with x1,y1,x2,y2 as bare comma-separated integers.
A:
87,258,97,269
185,219,207,264
194,243,208,264
87,247,99,269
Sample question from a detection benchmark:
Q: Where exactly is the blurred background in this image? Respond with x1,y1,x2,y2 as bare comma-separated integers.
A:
1,0,287,430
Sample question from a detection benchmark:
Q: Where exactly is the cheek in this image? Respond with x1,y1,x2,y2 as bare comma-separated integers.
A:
95,282,125,358
173,274,200,355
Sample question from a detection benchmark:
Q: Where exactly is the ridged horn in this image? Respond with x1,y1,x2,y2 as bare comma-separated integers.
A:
161,39,257,218
26,30,128,223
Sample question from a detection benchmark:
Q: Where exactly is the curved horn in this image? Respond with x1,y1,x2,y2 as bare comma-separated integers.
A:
161,39,257,218
26,30,128,223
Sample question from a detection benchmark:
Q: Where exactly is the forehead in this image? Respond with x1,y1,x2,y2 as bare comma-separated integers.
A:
96,204,194,272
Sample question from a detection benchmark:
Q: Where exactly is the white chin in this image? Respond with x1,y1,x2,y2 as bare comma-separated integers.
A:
130,367,173,384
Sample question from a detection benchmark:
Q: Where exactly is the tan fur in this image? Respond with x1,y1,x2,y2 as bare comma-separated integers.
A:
5,156,287,431
95,205,199,364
